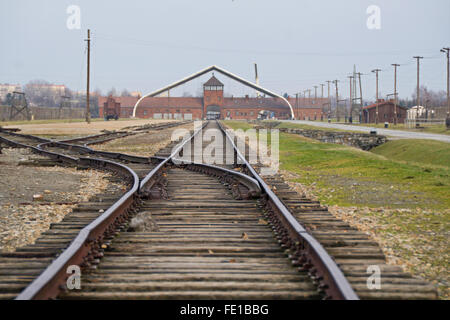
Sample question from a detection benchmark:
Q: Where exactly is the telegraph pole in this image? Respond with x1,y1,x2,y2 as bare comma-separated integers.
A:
348,76,353,123
441,48,450,128
333,80,340,122
326,80,332,121
392,64,400,125
371,69,381,124
295,93,299,119
413,56,423,126
85,29,91,124
357,73,364,123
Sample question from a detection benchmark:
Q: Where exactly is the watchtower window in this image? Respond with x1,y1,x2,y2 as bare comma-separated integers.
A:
204,85,223,91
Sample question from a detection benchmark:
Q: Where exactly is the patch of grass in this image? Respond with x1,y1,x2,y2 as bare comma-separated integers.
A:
224,120,450,210
225,120,449,299
223,120,254,131
272,121,366,133
371,139,450,168
279,134,450,209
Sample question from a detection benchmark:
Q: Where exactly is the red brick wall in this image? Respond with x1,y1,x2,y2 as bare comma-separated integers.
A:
121,106,203,120
98,95,301,120
293,108,324,120
362,103,407,124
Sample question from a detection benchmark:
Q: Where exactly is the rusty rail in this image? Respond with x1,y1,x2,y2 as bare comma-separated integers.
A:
15,158,139,300
14,121,203,299
6,121,357,300
217,120,359,300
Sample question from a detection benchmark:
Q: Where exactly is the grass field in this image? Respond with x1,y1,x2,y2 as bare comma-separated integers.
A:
277,133,449,210
224,120,449,298
371,139,450,168
274,121,366,133
225,120,450,209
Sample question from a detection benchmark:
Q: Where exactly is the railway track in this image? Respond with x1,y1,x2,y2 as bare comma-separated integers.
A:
218,121,438,300
0,121,190,299
0,120,436,299
11,120,355,300
59,168,321,300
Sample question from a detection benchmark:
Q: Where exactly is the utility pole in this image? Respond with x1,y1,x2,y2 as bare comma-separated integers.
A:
326,80,332,121
441,48,450,128
392,64,400,125
371,69,381,124
348,76,353,123
357,73,364,123
296,93,299,119
333,80,340,122
85,29,91,124
320,84,325,120
413,56,424,126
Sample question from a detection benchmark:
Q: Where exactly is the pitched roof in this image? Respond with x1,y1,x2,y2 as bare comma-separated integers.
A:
203,75,224,87
363,100,408,110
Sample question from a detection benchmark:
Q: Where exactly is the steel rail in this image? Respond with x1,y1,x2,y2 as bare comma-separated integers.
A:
216,120,359,300
0,131,141,299
37,141,164,165
14,121,210,299
6,120,354,299
139,121,209,192
15,159,139,300
176,161,261,199
59,120,192,146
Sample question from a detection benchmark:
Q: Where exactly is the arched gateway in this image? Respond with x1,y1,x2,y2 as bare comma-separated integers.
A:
132,65,295,120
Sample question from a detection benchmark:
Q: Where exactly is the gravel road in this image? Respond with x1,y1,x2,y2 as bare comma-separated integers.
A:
282,120,450,143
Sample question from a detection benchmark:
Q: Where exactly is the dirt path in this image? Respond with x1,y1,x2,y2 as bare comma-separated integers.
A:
0,148,113,252
93,123,193,156
4,119,178,136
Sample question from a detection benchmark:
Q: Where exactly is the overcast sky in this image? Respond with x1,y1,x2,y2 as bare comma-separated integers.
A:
1,0,449,100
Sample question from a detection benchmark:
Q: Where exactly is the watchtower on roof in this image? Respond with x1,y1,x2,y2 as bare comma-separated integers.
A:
203,74,224,91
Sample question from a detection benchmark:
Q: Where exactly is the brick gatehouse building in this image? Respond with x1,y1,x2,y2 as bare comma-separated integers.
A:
98,75,325,120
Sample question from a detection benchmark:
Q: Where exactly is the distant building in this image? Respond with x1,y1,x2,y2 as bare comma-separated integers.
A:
130,91,141,98
0,83,22,102
362,99,408,124
407,106,435,120
28,84,66,96
98,75,324,120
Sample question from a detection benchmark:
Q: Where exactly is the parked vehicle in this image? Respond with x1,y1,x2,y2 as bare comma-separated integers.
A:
103,96,120,120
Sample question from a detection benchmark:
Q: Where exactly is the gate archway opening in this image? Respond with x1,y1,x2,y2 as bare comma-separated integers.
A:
206,105,221,120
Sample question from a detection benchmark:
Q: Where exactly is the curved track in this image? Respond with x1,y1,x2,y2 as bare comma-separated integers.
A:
0,120,436,300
